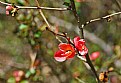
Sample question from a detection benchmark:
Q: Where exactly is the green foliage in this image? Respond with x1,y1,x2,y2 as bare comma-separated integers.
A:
25,71,31,78
20,80,29,83
63,2,70,7
19,24,28,30
30,68,36,74
7,77,16,83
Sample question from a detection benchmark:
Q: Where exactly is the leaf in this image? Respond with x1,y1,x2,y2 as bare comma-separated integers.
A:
7,77,16,83
30,39,35,45
19,24,28,30
25,71,31,78
63,2,70,6
17,0,26,5
30,67,36,74
20,80,29,83
34,31,42,38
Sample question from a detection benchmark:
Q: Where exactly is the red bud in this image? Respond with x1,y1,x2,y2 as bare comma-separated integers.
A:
13,71,19,77
6,5,13,11
90,51,100,60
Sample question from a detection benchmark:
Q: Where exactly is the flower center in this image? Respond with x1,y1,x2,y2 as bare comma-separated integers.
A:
82,45,85,50
65,50,72,57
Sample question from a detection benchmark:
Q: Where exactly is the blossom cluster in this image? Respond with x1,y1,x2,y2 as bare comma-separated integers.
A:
6,5,18,16
54,36,88,62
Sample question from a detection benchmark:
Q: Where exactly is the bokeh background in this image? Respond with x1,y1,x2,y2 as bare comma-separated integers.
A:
0,0,121,83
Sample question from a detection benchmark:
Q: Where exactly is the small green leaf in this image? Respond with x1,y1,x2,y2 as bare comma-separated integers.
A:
6,0,17,4
20,80,29,83
30,39,35,45
34,34,40,38
25,71,31,78
30,68,36,74
63,2,70,6
19,24,28,30
7,77,16,83
34,31,42,38
17,0,26,5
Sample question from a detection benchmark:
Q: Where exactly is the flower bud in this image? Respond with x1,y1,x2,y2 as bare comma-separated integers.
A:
13,71,19,77
15,76,21,82
18,70,24,77
6,5,13,11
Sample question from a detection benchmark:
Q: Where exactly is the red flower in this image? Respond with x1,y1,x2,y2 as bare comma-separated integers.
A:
74,36,88,56
90,51,100,60
54,43,75,62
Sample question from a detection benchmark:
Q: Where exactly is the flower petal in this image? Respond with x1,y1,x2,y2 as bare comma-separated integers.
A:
74,36,85,50
6,11,9,15
74,36,88,56
79,45,88,56
6,5,13,11
54,50,65,57
59,43,74,52
54,50,67,62
74,36,80,41
54,56,66,62
73,36,80,46
67,51,75,58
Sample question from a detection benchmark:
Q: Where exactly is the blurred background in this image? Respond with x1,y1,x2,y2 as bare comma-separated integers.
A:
0,0,121,83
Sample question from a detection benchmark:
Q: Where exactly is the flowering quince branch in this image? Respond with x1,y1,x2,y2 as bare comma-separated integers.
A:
54,36,89,62
0,1,69,11
2,0,121,82
46,26,88,62
52,35,88,60
33,0,80,63
70,0,100,82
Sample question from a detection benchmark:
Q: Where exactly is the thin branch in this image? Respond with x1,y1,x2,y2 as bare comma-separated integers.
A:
0,1,68,11
19,6,68,11
82,11,121,28
46,27,66,37
70,0,100,82
34,0,51,28
70,0,84,39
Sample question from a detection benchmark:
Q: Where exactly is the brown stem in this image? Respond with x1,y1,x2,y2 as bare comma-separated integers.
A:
0,1,68,11
82,11,121,28
70,0,84,39
70,0,100,82
34,0,51,28
46,27,66,37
